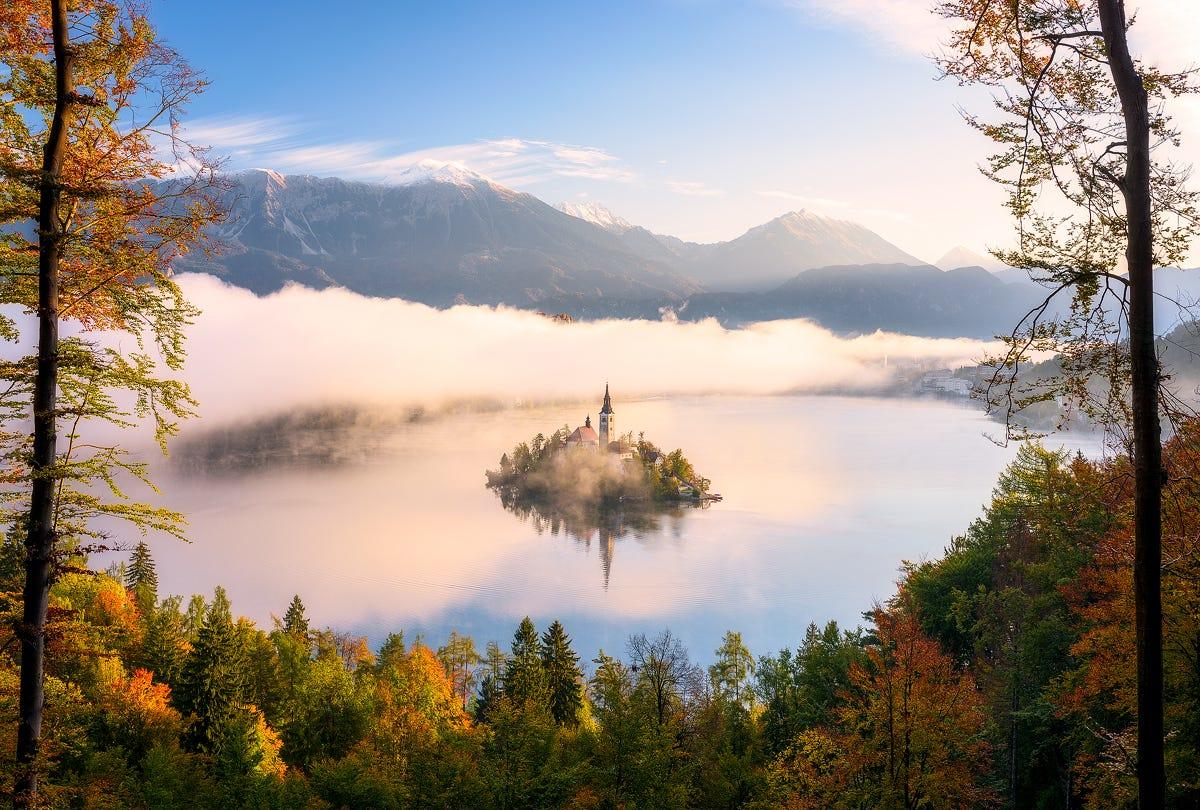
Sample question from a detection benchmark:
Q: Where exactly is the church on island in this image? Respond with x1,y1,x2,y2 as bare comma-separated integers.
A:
566,385,632,457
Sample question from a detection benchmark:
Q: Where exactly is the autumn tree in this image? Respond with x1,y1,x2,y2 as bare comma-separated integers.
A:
781,604,995,809
935,3,1197,803
437,630,482,710
0,1,222,801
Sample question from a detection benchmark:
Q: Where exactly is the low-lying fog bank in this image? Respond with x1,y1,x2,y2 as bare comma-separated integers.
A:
176,273,994,421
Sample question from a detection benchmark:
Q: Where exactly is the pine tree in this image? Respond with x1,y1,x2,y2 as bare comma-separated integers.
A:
282,594,309,636
138,596,188,689
125,541,159,612
540,620,583,726
376,631,407,671
125,542,158,592
503,617,549,710
475,673,501,723
176,588,246,754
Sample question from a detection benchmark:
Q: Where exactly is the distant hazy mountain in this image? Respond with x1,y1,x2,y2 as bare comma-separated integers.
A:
677,263,1047,338
169,168,1029,334
936,245,1007,273
174,166,699,307
677,211,927,291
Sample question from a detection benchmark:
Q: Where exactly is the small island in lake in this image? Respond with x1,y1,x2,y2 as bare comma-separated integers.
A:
485,385,718,512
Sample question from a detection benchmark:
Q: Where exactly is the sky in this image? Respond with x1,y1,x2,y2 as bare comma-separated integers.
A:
151,0,1200,264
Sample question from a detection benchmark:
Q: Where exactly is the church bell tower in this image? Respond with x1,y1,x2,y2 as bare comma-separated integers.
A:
599,384,614,449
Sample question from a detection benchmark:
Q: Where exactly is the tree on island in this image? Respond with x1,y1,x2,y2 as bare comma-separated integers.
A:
486,427,712,511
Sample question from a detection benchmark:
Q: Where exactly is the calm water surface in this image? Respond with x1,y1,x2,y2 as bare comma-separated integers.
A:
135,395,1102,664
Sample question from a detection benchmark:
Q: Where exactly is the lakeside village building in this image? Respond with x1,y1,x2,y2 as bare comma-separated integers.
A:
565,385,635,459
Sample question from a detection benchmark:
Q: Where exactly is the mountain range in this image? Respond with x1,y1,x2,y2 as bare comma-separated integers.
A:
174,165,1177,339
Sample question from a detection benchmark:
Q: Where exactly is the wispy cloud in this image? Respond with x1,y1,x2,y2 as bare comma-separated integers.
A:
181,116,637,187
777,0,948,54
666,180,724,197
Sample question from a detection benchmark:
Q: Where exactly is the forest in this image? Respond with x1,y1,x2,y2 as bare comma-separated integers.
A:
0,429,1193,807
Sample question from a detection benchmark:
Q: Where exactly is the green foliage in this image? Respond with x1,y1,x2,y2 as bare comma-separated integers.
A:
176,588,246,754
280,651,373,770
710,630,755,709
125,541,159,612
755,621,865,757
503,617,551,711
540,620,583,727
137,596,189,690
281,595,309,637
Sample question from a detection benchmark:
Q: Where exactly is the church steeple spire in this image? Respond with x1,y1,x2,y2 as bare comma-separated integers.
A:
598,383,614,448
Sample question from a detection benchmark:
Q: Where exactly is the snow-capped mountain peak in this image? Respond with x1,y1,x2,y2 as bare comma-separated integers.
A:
391,160,496,189
556,201,633,234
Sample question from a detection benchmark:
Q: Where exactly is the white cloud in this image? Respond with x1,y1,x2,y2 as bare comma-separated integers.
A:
779,0,948,54
182,119,637,188
182,115,303,149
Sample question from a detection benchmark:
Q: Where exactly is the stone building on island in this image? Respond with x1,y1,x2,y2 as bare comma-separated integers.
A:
565,385,633,458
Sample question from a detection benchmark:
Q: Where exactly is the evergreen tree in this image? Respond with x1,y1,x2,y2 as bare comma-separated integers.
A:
503,617,549,710
176,588,246,753
183,594,207,641
139,596,188,689
540,620,583,726
474,673,501,723
125,542,158,596
282,594,309,636
376,631,406,671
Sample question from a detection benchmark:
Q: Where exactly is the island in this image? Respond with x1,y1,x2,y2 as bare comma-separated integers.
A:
485,385,717,512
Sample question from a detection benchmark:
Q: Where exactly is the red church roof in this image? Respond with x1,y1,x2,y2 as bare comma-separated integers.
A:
568,425,599,443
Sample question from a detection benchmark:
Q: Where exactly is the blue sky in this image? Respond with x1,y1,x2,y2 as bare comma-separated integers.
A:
152,0,1198,263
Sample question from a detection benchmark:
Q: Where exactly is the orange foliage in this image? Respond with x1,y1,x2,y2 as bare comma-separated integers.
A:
93,667,181,753
370,644,472,766
773,602,996,808
1058,425,1200,805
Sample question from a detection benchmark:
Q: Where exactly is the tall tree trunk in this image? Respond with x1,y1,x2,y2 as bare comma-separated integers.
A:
15,0,71,804
1098,1,1165,807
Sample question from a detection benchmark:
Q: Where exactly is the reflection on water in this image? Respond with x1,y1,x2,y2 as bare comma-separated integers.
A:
493,492,697,588
111,395,1104,664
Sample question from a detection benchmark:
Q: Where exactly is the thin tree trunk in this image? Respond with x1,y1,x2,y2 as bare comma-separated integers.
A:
15,0,71,804
1097,1,1165,807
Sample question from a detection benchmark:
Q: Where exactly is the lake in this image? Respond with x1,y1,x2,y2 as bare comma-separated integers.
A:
128,394,1102,665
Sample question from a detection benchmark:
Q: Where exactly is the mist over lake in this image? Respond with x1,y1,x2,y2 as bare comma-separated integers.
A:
124,394,1101,664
